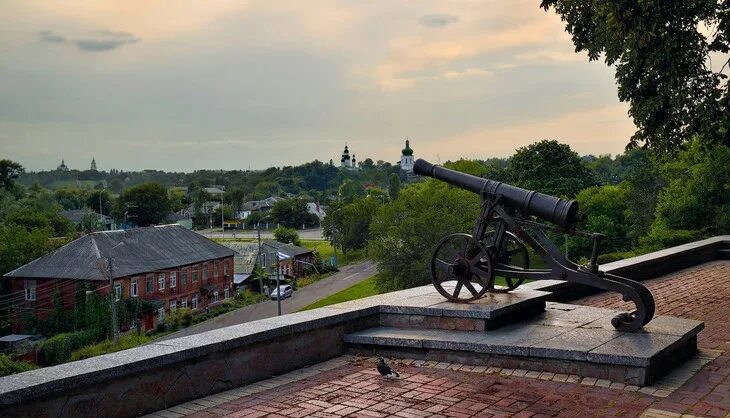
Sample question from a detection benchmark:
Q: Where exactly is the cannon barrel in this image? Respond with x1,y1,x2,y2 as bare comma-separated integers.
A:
413,159,579,229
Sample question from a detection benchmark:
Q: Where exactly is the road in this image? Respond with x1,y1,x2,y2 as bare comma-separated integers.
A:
197,227,325,241
157,260,376,340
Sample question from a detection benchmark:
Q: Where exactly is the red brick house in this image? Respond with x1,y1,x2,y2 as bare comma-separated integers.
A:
3,225,235,332
260,241,316,278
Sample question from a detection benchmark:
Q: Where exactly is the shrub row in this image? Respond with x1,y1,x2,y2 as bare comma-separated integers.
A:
37,328,104,366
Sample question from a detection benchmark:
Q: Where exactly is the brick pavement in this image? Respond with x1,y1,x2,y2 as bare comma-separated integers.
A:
149,261,730,418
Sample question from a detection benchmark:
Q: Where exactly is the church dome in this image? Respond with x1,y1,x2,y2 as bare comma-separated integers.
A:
401,140,413,156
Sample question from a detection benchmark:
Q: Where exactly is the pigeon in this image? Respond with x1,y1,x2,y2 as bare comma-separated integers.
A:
377,357,399,378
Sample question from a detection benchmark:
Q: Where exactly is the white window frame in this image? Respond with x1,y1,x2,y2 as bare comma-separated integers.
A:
224,287,229,299
181,297,187,308
181,269,188,286
158,307,165,322
192,266,198,283
24,280,36,301
170,299,177,312
213,290,219,303
131,278,138,297
158,273,165,290
113,283,122,301
191,294,198,309
170,271,177,288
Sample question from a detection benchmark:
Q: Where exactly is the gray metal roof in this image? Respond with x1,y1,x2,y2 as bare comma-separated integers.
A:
262,240,313,258
220,242,260,275
60,209,113,225
4,225,235,281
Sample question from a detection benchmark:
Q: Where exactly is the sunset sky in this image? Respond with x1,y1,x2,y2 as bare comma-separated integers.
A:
0,1,636,172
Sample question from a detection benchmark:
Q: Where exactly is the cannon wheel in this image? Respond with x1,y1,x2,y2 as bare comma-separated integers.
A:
430,233,493,302
483,231,529,293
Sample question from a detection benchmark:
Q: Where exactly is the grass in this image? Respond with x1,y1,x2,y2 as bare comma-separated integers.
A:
300,275,384,311
70,334,151,361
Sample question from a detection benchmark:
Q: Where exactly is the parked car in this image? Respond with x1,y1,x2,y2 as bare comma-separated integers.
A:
269,284,293,300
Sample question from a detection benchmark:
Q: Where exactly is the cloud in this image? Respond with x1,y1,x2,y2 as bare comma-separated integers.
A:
37,29,140,52
419,14,459,28
38,30,66,44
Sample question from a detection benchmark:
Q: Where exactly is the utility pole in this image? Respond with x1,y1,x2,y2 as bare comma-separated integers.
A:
257,223,263,293
275,249,281,316
90,235,120,344
221,195,225,238
108,256,119,344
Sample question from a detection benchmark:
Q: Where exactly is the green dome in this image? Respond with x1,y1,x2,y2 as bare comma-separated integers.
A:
401,139,413,156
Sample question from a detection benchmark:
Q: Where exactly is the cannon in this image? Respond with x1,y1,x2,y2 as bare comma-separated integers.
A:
414,159,655,332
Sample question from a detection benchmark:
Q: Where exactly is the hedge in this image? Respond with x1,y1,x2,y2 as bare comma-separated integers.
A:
38,328,104,366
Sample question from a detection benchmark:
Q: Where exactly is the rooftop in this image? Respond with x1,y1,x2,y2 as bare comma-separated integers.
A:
4,224,235,281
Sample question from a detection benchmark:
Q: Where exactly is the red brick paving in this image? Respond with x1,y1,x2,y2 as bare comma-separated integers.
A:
181,261,730,417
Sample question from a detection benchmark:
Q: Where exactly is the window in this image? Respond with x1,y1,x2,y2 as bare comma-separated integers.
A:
131,278,138,297
170,299,177,312
181,297,187,308
202,263,209,281
158,273,165,290
181,269,188,286
146,274,154,293
214,261,220,278
224,287,229,299
158,307,165,322
191,294,198,309
113,283,122,301
170,271,177,288
224,261,229,276
213,290,219,303
192,265,198,283
24,280,36,301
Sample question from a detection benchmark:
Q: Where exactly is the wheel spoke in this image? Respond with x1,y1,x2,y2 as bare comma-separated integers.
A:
452,281,463,299
507,248,523,256
473,263,491,278
463,280,479,296
435,258,455,268
506,277,514,289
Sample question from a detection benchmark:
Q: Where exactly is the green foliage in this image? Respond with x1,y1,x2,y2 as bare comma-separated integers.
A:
573,185,630,255
270,198,317,228
0,354,36,377
338,179,366,204
70,334,151,361
0,160,24,189
340,196,382,253
38,329,103,366
388,174,401,200
54,186,87,210
273,226,301,246
86,189,113,214
369,179,478,290
0,224,55,275
114,182,170,226
541,1,730,151
620,150,663,242
509,140,595,197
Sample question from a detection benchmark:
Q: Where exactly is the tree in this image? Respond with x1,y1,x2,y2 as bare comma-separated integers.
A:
54,187,87,210
541,1,730,152
619,149,663,242
647,140,730,245
114,183,170,226
509,140,595,197
340,196,382,253
270,199,317,228
273,226,301,246
0,160,24,189
369,179,478,291
338,179,366,204
388,174,401,200
573,185,631,256
86,189,113,215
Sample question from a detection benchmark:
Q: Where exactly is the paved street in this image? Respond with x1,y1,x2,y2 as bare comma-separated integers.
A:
196,227,325,241
158,259,376,340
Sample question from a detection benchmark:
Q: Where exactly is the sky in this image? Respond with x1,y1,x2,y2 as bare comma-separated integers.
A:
0,1,637,172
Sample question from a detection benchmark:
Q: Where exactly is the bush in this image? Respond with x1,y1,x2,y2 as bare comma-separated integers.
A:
273,226,301,246
0,354,36,376
38,328,102,366
71,334,151,361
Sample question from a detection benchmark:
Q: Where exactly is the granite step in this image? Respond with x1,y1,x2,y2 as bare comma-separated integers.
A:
345,306,704,385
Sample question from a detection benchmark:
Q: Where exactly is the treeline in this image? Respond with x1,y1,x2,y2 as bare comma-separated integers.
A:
18,159,403,202
320,139,730,291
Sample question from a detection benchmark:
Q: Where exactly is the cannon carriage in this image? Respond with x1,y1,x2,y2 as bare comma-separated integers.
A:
413,159,655,332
